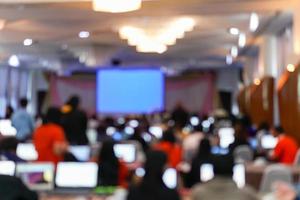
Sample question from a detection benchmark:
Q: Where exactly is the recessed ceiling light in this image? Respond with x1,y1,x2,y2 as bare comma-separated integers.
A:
250,12,259,32
254,78,261,85
287,64,295,72
23,38,33,46
8,55,20,67
231,46,238,58
79,31,90,39
238,33,246,48
229,27,239,35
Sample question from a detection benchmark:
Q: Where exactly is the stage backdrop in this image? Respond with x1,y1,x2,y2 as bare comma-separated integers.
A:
49,73,215,115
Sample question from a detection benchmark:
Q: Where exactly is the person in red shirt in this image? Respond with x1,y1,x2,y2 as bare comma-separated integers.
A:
153,129,182,168
269,126,299,165
33,107,68,165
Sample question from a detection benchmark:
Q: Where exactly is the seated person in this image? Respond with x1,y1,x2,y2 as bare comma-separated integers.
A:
97,140,128,188
0,175,38,200
269,126,298,165
153,129,182,168
0,137,25,162
191,155,258,200
186,138,213,188
33,107,68,165
127,150,180,200
229,120,250,154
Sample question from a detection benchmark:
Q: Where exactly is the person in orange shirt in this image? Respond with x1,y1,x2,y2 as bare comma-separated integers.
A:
153,129,182,168
33,107,68,165
269,126,299,165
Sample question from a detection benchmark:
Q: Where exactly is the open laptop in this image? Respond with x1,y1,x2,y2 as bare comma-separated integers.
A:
261,135,278,149
54,162,98,194
162,168,177,189
68,146,91,162
0,161,16,176
0,120,17,136
113,144,136,163
200,163,246,188
16,162,55,191
16,143,38,161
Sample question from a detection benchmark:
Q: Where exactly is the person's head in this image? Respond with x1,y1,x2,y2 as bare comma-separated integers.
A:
233,119,247,140
5,105,14,118
271,126,284,137
161,129,176,144
258,122,269,131
144,150,167,181
44,107,62,125
211,155,234,177
0,137,19,153
66,95,80,109
197,138,211,158
19,98,28,109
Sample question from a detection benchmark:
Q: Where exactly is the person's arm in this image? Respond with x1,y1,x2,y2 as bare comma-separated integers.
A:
53,127,69,156
17,178,38,200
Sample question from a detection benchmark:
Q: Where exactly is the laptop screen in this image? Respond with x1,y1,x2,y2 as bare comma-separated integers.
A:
69,146,91,161
162,168,177,189
16,163,54,191
0,120,17,136
261,135,278,149
55,162,98,188
0,161,15,176
113,144,136,163
218,127,235,148
16,143,38,161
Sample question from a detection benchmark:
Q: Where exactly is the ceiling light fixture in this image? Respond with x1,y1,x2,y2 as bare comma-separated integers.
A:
287,64,295,72
8,55,20,67
78,31,90,39
93,0,142,13
254,78,261,85
23,38,33,46
238,33,246,48
229,27,239,35
250,12,259,32
119,17,195,53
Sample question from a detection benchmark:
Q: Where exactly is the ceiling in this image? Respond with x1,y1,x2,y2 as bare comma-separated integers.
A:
0,0,296,73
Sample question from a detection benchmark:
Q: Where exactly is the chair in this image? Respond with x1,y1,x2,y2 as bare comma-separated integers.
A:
259,164,292,194
233,145,253,163
293,149,300,166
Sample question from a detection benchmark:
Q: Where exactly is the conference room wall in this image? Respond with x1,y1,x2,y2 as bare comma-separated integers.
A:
237,77,274,127
277,67,300,143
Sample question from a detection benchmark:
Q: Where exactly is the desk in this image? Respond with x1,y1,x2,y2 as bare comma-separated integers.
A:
246,164,300,190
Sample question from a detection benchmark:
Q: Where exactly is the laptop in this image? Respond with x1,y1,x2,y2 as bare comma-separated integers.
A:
261,135,278,149
0,120,17,136
68,146,91,161
54,162,98,194
0,161,16,176
16,143,38,161
218,127,235,149
16,162,55,191
113,144,136,163
200,163,246,188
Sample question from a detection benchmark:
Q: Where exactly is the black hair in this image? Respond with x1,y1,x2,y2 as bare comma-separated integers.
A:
211,155,234,177
19,98,28,108
97,140,119,186
274,126,284,134
0,137,19,152
161,129,176,144
66,95,80,109
196,138,211,159
44,107,62,125
258,122,269,131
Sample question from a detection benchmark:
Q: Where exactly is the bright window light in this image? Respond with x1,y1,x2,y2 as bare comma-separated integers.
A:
78,31,90,39
229,27,239,35
250,12,259,32
8,55,20,67
93,0,142,13
23,38,33,46
231,46,238,58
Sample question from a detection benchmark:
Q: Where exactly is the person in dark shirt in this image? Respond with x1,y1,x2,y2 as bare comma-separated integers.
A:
0,137,25,162
228,119,250,154
171,102,189,129
61,95,88,145
0,175,38,200
127,150,180,200
186,138,213,188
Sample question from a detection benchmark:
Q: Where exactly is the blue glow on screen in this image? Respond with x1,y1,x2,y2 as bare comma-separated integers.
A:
97,68,165,114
